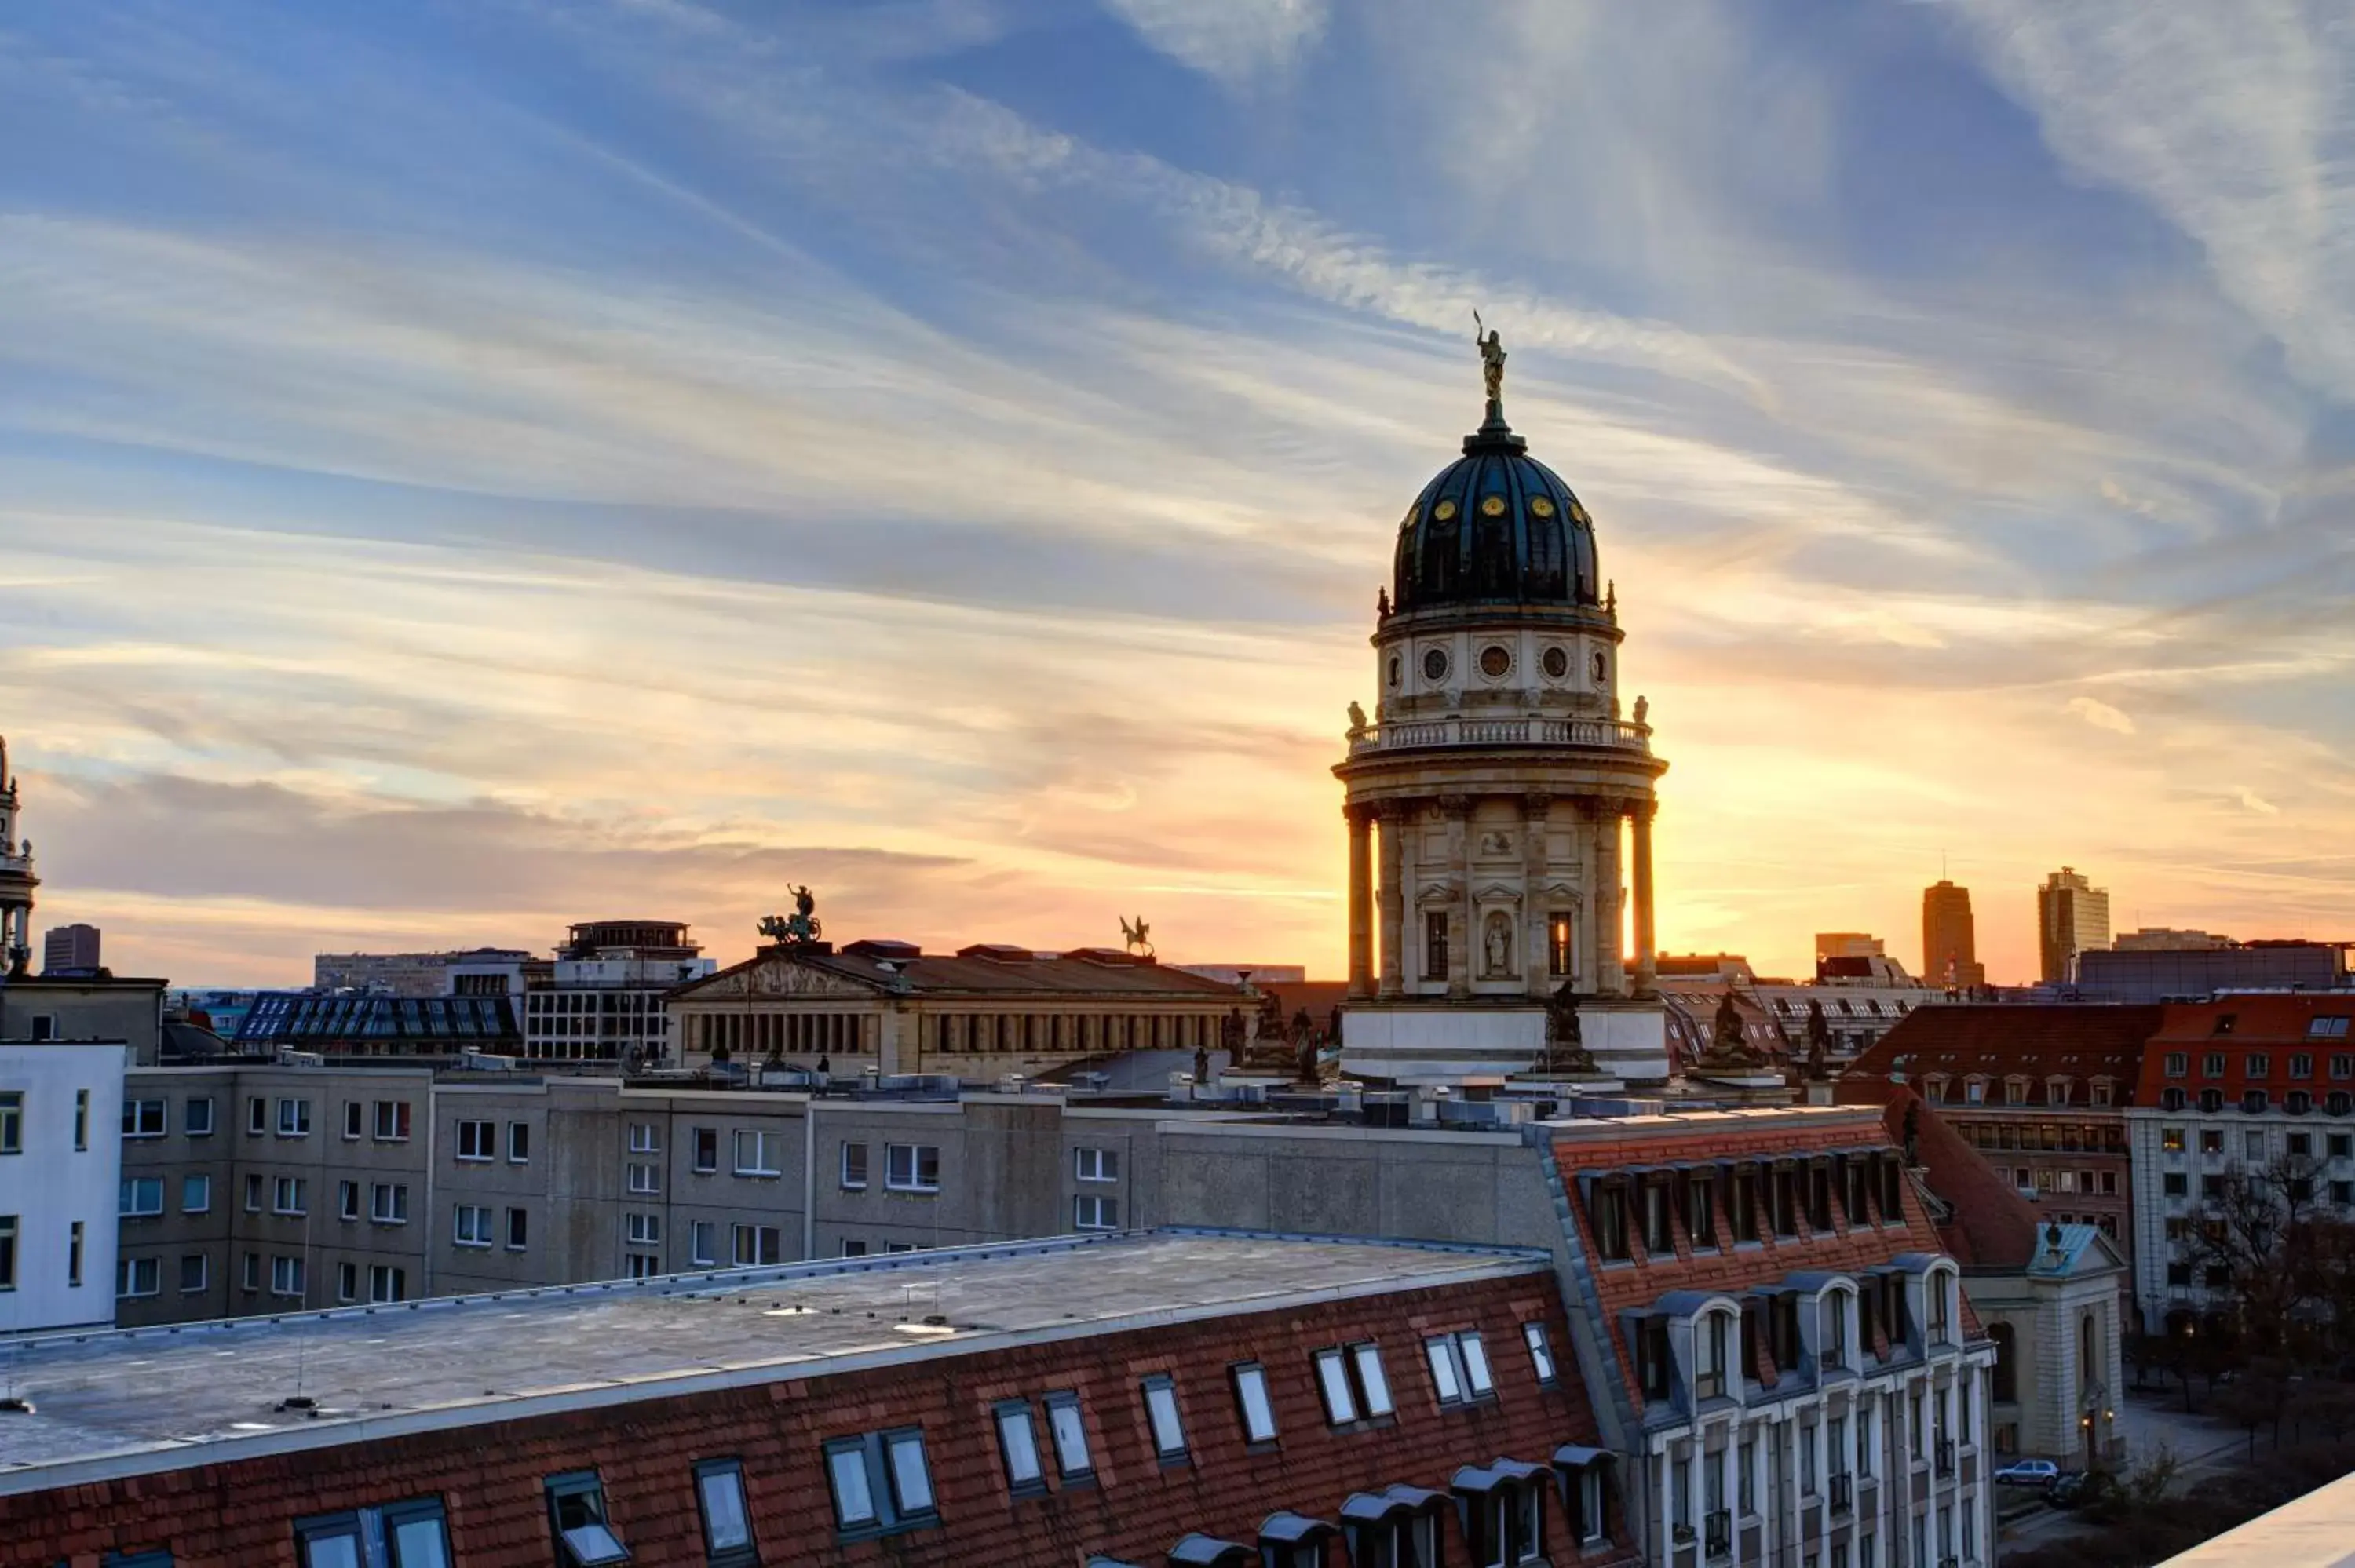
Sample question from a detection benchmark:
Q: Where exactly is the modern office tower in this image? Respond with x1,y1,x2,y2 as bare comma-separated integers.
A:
2038,867,2112,984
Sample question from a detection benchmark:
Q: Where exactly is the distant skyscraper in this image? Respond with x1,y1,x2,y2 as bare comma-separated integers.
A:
2038,866,2112,984
1920,881,1984,987
42,922,100,975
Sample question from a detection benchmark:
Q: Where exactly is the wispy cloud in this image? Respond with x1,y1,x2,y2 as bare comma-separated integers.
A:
1099,0,1327,85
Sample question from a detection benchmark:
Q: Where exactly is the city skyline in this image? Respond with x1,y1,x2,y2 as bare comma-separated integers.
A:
5,2,2353,989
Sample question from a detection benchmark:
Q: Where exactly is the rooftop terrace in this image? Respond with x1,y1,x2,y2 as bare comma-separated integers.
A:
0,1230,1549,1493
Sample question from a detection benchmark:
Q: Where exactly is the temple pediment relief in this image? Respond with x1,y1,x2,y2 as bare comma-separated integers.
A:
686,960,874,1000
1414,880,1460,906
1536,880,1585,903
1471,881,1524,904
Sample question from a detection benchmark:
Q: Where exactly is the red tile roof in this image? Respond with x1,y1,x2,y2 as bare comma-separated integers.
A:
2133,995,2355,1103
1843,1005,2164,1108
2,1241,1631,1568
1835,1079,2041,1271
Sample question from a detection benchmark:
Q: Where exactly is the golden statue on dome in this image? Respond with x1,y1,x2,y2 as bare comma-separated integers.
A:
1474,311,1507,406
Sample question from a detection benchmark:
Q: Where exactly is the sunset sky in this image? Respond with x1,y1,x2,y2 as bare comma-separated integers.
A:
4,1,2352,988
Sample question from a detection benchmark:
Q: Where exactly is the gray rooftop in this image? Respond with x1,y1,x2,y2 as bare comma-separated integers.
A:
0,1230,1546,1493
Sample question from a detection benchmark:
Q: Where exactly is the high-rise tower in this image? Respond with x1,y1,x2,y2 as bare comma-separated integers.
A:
0,735,39,977
1921,880,1984,988
2037,866,2110,985
1334,334,1670,1081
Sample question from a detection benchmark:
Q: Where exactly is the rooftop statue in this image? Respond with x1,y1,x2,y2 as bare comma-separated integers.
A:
758,884,823,946
1695,989,1769,1073
1120,914,1154,958
1474,312,1507,407
1537,981,1599,1076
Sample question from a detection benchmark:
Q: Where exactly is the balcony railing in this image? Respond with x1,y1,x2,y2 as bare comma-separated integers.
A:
1703,1511,1732,1557
1346,716,1652,757
1829,1474,1853,1515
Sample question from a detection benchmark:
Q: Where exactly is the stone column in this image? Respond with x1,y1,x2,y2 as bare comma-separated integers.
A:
1441,795,1472,998
1376,804,1405,996
1345,804,1375,999
1594,799,1625,995
1632,798,1658,994
1521,793,1552,997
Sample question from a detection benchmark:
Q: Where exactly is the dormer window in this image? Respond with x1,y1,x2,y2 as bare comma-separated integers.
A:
1642,1180,1675,1255
2216,1013,2239,1036
2005,1079,2028,1106
1965,1079,1986,1104
1635,1319,1673,1401
2046,1077,2073,1104
1927,1274,1953,1345
1695,1310,1730,1400
2090,1080,2114,1107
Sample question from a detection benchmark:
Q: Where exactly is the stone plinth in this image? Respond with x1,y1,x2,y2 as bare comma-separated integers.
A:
1338,996,1670,1085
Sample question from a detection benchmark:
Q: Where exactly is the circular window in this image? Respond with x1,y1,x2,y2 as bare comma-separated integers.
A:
1478,644,1512,680
1479,495,1507,517
1433,498,1459,521
1530,496,1556,518
1387,655,1401,689
1541,646,1569,680
1422,647,1449,682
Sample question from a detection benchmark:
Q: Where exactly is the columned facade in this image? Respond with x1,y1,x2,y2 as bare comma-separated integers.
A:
1332,371,1669,1081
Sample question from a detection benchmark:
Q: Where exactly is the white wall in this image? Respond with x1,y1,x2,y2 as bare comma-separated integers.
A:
0,1041,127,1333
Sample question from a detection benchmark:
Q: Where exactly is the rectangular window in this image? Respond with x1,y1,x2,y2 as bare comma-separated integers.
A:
841,1238,867,1256
2162,1125,2185,1152
2201,1128,2224,1154
626,1212,661,1246
179,1253,208,1293
1232,1362,1279,1443
2205,1052,2227,1078
1729,1170,1759,1242
692,1127,717,1173
243,1249,270,1292
1142,1375,1188,1459
995,1400,1045,1491
455,1120,495,1161
244,1172,264,1212
545,1471,630,1566
1523,1321,1558,1384
1073,1194,1120,1230
338,1261,358,1302
343,1101,364,1140
732,1224,781,1266
181,1173,211,1214
1696,1310,1729,1398
371,1183,410,1224
374,1100,412,1141
1642,1180,1674,1254
689,1220,717,1266
339,1180,360,1221
2164,1052,2188,1078
122,1098,167,1140
455,1205,495,1247
1591,1183,1630,1260
71,1089,89,1150
115,1254,160,1297
827,1442,878,1529
272,1176,307,1216
628,1121,661,1154
885,1143,940,1192
1426,1329,1493,1405
184,1096,214,1136
626,1161,659,1194
694,1459,755,1566
370,1264,407,1303
840,1141,869,1188
1074,1147,1119,1182
1689,1173,1719,1246
0,1215,13,1292
271,1255,305,1297
509,1121,531,1162
1045,1391,1093,1479
823,1431,937,1534
295,1497,454,1568
247,1095,267,1135
120,1176,163,1216
277,1098,311,1137
1548,910,1574,976
507,1207,529,1249
1316,1347,1360,1424
735,1130,782,1177
1425,910,1449,979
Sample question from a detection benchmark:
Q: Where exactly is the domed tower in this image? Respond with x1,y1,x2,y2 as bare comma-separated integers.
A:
0,735,38,978
1334,335,1669,1081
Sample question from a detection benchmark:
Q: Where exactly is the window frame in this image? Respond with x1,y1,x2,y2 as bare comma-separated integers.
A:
823,1428,940,1538
1141,1373,1188,1461
692,1457,757,1568
1044,1390,1095,1482
734,1129,782,1178
276,1097,312,1138
292,1496,454,1568
1523,1321,1559,1385
122,1097,169,1140
885,1142,941,1193
543,1469,630,1568
1232,1360,1280,1446
994,1398,1047,1494
1073,1192,1121,1231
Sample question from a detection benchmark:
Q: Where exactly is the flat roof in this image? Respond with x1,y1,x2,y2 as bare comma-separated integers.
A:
0,1230,1546,1494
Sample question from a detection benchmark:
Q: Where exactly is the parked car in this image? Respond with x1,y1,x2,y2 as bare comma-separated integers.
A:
1995,1459,2061,1487
2048,1471,2110,1509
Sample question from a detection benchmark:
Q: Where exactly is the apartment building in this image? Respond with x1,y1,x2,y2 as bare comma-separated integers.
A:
0,1038,126,1333
2126,994,2355,1330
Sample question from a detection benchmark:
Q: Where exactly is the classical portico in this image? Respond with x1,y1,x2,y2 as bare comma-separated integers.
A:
1334,345,1670,1081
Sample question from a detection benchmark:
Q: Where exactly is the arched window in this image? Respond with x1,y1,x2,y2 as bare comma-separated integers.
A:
1988,1323,2017,1402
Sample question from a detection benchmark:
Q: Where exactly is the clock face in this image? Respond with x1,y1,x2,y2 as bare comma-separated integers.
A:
1479,644,1512,679
1422,647,1449,682
1541,646,1569,680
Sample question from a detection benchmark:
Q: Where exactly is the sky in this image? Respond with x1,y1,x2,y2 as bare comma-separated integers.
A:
3,0,2353,989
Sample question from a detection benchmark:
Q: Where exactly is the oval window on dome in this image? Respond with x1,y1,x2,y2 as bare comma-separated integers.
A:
1422,647,1450,683
1479,645,1512,680
1529,496,1556,518
1541,646,1569,680
1479,495,1507,517
1433,499,1459,521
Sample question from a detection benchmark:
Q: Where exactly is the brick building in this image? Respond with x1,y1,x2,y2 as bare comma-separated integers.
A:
2,1231,1637,1568
2126,993,2355,1331
1841,1006,2160,1284
1552,1107,1998,1568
